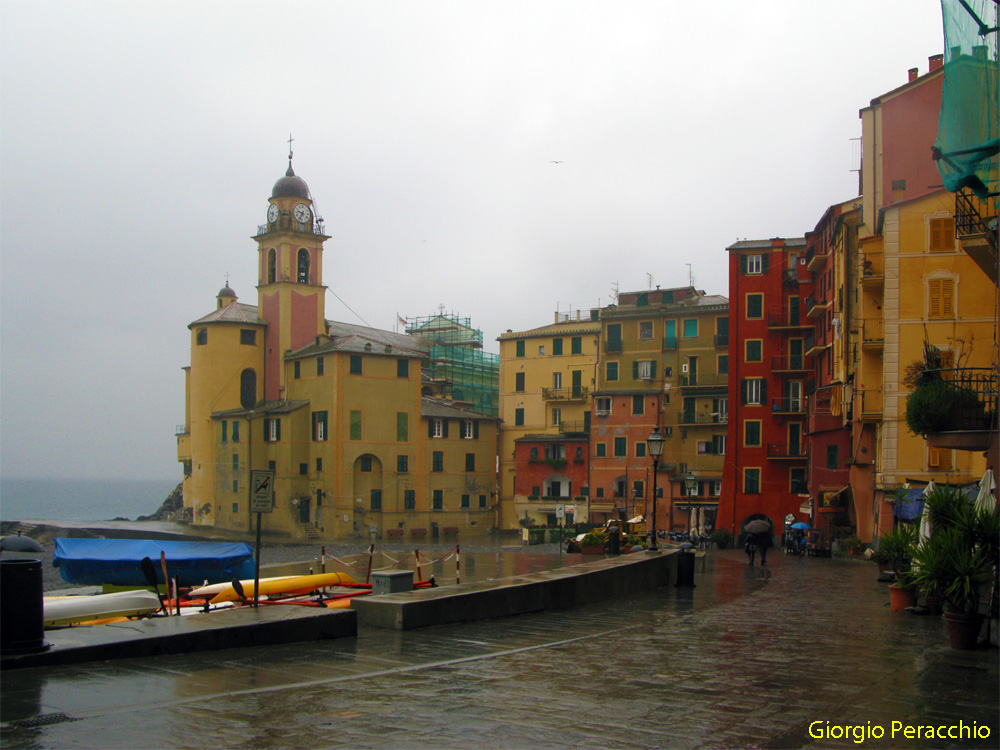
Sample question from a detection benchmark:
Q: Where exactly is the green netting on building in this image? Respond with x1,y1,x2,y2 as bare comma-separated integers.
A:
934,0,999,199
407,314,499,416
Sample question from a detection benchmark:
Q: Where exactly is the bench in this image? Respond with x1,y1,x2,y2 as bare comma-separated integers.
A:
386,528,404,540
410,528,427,541
442,526,459,539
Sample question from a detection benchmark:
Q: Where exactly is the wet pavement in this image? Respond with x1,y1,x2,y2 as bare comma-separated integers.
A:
2,549,997,749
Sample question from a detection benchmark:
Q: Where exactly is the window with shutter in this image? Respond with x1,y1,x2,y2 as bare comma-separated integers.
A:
929,217,955,252
928,278,955,319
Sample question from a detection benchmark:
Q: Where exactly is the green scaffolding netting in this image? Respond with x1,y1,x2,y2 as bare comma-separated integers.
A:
934,0,999,199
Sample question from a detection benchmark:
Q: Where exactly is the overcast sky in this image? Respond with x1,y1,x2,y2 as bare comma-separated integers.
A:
1,1,944,481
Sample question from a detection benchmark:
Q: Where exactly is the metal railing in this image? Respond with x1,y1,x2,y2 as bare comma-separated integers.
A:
771,398,806,414
955,188,991,237
768,312,807,328
862,319,884,345
766,442,807,459
714,333,729,347
541,387,588,401
922,368,999,431
678,411,728,425
771,355,810,371
861,250,884,278
256,217,326,236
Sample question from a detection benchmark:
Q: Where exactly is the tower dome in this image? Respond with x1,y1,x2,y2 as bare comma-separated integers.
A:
216,282,237,309
271,162,310,200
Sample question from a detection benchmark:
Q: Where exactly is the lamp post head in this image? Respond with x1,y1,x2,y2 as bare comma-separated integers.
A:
684,473,698,496
646,426,665,459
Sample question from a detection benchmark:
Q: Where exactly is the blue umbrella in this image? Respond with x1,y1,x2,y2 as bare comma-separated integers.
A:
790,522,811,530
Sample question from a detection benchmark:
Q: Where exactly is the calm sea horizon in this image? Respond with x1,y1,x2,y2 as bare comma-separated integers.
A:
0,477,180,523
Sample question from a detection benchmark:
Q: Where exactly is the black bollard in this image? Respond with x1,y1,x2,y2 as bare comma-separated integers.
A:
1,558,51,655
675,549,696,587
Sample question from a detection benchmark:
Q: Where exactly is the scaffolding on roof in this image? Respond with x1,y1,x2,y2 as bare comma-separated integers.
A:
404,312,499,416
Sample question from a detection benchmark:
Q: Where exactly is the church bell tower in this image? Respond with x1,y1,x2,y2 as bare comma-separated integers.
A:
256,148,329,401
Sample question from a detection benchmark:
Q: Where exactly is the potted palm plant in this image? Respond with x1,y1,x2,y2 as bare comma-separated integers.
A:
878,523,917,611
908,485,1000,648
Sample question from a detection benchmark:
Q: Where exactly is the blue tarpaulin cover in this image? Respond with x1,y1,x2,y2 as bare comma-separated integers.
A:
892,484,980,521
53,538,255,586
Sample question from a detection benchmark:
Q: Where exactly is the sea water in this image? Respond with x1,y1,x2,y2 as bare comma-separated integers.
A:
0,477,179,522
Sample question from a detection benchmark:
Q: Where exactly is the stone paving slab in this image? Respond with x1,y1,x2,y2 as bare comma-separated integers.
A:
1,550,997,749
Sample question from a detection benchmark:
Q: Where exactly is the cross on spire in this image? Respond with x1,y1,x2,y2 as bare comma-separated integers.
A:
287,133,294,163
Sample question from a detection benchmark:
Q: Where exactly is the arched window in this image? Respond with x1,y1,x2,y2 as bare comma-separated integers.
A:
267,249,276,284
196,328,208,346
240,369,257,410
297,249,310,284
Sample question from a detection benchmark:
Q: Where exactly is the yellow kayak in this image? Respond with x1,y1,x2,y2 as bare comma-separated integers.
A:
206,571,357,604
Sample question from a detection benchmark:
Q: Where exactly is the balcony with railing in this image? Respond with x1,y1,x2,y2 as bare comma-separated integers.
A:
771,398,806,415
954,188,998,285
922,368,999,438
256,217,326,237
541,386,589,402
714,333,728,347
677,411,728,425
859,389,883,422
861,250,884,287
680,373,728,389
766,442,808,460
604,339,623,353
804,333,830,357
861,319,884,350
806,245,830,271
662,335,678,351
771,355,811,373
767,312,811,330
805,294,831,318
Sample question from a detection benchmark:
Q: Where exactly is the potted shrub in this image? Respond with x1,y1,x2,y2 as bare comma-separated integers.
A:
579,530,607,555
711,529,733,550
910,486,999,648
878,524,917,611
841,535,863,557
869,548,892,574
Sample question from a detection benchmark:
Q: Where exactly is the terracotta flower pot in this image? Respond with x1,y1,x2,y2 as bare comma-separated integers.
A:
580,545,605,555
888,584,917,611
943,611,983,650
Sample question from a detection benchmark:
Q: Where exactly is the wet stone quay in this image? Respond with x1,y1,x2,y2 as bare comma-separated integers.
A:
2,549,997,749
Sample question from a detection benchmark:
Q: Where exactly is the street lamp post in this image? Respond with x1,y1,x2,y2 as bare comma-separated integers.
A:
684,473,698,533
646,426,665,551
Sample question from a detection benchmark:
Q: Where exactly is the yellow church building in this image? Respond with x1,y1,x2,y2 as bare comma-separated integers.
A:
177,159,498,541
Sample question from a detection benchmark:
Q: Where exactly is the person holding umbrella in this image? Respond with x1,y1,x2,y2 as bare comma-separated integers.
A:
744,518,772,566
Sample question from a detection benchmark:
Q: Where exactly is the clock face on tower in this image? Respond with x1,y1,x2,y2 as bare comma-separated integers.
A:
267,204,279,222
293,203,311,224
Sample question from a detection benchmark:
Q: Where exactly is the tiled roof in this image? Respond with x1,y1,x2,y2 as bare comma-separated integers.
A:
421,397,497,422
287,320,428,360
726,238,806,251
211,399,310,418
189,302,265,328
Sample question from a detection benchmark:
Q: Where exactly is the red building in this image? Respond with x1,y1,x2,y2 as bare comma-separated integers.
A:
803,201,860,539
513,433,589,526
718,237,811,542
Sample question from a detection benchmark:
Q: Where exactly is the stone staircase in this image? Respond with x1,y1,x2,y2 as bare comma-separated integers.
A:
298,522,321,540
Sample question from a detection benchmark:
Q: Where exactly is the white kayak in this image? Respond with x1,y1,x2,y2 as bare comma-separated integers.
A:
43,590,163,627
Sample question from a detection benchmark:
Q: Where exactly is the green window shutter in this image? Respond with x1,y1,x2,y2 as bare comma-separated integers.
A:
442,419,449,438
571,337,582,354
473,421,480,439
632,361,639,379
553,338,563,355
275,419,281,441
465,453,475,471
350,410,361,440
397,412,408,441
516,340,525,357
740,255,748,274
221,421,227,442
761,253,770,273
263,419,271,441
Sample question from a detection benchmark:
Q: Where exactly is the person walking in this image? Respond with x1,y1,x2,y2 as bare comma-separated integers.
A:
607,521,621,555
744,534,756,566
753,531,771,566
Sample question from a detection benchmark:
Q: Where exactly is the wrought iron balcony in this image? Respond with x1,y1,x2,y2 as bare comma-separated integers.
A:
256,217,326,237
954,189,998,284
714,333,729,347
862,319,884,349
861,250,884,285
604,339,623,353
677,411,728,425
771,398,806,414
766,442,807,459
662,336,678,351
771,355,811,372
767,312,809,330
541,387,589,402
922,368,998,432
859,389,883,422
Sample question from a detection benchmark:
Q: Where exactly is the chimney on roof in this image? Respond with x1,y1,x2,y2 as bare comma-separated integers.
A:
929,54,943,71
908,67,919,82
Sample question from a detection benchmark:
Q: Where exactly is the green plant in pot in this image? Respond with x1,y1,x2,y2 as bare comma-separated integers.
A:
841,535,863,556
908,485,999,648
878,523,917,610
579,530,607,553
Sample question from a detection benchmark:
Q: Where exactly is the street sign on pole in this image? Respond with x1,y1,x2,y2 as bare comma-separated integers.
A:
250,470,275,513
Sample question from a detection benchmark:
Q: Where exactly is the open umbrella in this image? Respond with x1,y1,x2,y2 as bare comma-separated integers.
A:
790,522,811,530
919,481,936,542
974,469,996,514
744,519,771,534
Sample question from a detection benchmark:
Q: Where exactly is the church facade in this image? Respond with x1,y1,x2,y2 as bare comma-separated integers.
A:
177,160,498,540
